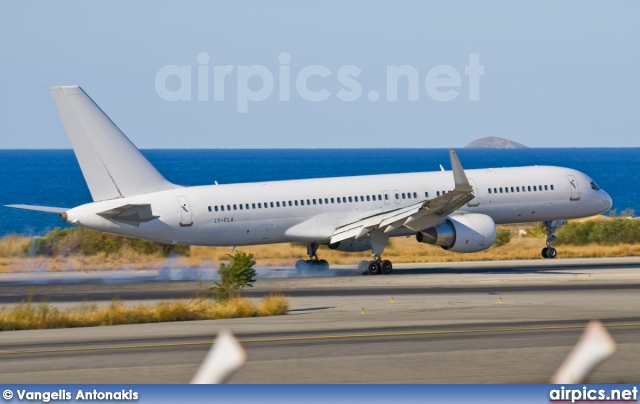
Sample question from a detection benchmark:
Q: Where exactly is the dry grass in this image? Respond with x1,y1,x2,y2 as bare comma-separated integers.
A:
2,216,640,273
0,295,289,331
257,293,289,316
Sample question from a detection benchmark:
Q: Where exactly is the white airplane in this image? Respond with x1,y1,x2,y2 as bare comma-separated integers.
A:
7,86,613,275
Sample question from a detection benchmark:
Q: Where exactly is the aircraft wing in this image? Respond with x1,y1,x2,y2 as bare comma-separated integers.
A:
329,150,475,244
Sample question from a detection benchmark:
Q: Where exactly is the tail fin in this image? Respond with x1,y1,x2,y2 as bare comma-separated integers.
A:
50,86,177,201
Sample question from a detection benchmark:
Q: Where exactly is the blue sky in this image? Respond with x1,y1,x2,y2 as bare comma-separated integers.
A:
1,1,639,149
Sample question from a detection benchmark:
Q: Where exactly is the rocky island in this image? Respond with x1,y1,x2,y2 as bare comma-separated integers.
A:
465,136,528,149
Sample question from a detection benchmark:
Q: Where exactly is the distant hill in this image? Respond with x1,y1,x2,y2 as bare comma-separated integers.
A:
465,137,528,149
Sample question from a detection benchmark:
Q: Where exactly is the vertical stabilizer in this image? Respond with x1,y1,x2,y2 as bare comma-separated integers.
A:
50,86,177,201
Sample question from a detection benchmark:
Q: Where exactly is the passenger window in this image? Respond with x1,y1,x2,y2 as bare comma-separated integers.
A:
307,199,310,205
395,193,399,199
221,206,225,211
331,198,335,203
301,200,304,206
488,188,492,194
425,192,429,198
264,202,268,208
413,192,417,198
511,187,514,192
227,205,231,211
288,201,292,206
313,199,317,205
208,206,211,212
533,186,537,191
276,202,280,207
325,198,329,204
505,188,509,193
366,195,370,201
318,199,322,205
551,185,555,190
258,203,262,208
402,193,406,199
544,185,548,191
294,201,298,206
516,187,520,192
342,197,346,203
239,204,243,210
494,188,497,193
336,198,341,204
378,195,382,201
348,197,353,202
527,186,531,191
215,206,219,212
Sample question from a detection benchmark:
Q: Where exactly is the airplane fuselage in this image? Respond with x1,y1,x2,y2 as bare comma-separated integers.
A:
65,165,612,247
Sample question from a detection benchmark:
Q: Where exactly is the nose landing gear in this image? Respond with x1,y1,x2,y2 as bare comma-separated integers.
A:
541,220,565,259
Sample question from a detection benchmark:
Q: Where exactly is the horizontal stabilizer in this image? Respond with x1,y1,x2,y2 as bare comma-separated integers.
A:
97,204,158,227
5,204,68,214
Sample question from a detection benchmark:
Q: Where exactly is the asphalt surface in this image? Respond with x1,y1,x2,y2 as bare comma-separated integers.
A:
1,257,639,383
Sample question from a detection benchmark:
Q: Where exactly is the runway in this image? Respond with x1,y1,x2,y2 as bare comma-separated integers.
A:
1,257,639,383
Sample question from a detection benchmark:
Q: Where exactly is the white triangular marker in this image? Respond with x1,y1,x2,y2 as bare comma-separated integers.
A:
191,330,247,384
551,320,616,384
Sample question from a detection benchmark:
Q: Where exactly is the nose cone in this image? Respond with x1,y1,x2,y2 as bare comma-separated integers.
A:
604,192,613,211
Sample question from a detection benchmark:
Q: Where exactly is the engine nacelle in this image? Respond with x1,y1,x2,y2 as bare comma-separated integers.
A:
328,239,372,252
416,213,496,253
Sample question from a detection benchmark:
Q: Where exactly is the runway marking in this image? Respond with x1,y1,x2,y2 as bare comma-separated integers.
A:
2,322,640,356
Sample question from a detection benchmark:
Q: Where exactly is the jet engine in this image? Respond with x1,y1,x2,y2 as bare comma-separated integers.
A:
416,213,496,253
328,239,372,252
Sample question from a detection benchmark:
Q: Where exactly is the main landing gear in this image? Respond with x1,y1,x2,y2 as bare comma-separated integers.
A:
358,255,393,275
541,220,565,259
295,242,329,272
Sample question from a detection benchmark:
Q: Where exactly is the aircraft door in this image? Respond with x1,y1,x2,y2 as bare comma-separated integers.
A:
393,189,400,204
177,196,193,227
467,178,480,207
383,190,390,205
567,175,580,201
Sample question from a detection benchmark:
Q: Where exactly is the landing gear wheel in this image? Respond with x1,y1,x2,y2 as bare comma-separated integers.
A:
295,259,308,272
547,247,557,259
316,259,330,271
541,248,549,259
541,247,558,259
380,260,393,275
358,260,368,274
366,260,381,275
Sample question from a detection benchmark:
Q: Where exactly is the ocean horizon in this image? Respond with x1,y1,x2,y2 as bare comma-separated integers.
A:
2,148,638,237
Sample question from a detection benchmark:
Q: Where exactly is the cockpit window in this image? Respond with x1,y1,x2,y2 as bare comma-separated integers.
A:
590,181,601,191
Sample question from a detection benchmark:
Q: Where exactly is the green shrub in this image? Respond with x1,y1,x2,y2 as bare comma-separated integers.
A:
556,219,640,246
493,229,512,247
211,251,257,302
22,227,188,257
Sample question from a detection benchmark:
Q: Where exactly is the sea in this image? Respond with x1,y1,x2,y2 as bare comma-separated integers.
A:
1,148,638,237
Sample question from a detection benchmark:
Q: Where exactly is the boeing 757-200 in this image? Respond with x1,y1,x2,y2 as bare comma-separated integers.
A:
6,86,613,275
